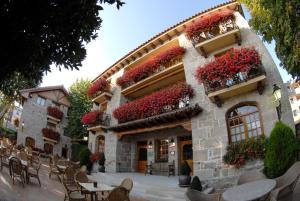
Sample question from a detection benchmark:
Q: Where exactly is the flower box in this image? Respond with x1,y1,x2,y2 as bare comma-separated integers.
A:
42,128,60,143
117,46,185,89
113,83,194,123
87,79,110,98
82,111,110,128
47,106,63,120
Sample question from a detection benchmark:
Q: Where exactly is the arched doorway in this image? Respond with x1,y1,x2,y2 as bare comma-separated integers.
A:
44,143,53,155
25,137,35,148
179,136,193,174
96,135,105,153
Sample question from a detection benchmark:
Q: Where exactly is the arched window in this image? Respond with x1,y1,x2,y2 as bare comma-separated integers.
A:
97,135,105,153
226,102,264,143
25,137,35,148
44,143,53,154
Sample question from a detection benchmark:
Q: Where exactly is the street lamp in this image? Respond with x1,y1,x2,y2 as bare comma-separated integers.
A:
273,84,282,121
169,138,175,147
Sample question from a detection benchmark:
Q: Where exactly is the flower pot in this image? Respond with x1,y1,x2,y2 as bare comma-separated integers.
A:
179,175,191,187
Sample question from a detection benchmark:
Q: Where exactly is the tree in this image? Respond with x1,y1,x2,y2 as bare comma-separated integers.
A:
65,79,93,139
239,0,300,79
0,0,124,92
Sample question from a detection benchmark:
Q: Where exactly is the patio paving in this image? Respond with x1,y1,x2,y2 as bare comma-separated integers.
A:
0,160,299,201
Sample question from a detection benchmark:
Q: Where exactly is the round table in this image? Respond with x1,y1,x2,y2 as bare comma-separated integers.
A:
222,179,276,201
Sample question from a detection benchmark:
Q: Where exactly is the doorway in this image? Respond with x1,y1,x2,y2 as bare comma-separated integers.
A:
137,141,148,173
25,137,35,148
61,144,68,158
179,136,193,175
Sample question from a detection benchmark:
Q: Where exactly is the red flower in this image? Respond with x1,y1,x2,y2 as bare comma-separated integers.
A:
87,79,109,98
113,83,194,123
47,106,63,120
89,153,101,163
42,128,60,141
81,111,99,125
185,9,234,39
116,46,186,88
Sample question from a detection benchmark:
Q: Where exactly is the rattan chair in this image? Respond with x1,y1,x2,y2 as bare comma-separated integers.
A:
49,159,61,179
74,170,94,198
119,178,133,195
62,180,87,201
10,157,26,187
102,187,130,201
237,169,266,185
269,161,300,201
27,161,41,186
63,166,78,190
185,189,221,201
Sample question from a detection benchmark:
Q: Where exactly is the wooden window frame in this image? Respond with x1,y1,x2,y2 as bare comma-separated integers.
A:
226,102,264,144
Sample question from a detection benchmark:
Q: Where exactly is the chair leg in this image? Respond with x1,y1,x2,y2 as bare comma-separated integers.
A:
37,176,41,187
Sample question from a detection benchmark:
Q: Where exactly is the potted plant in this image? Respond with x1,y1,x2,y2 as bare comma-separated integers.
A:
98,152,106,172
179,160,192,187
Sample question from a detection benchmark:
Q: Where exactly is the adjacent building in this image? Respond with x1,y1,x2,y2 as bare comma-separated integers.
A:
17,85,71,157
86,1,293,186
3,104,22,131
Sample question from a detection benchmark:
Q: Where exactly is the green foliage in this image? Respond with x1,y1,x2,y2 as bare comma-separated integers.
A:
239,0,300,79
180,161,191,175
223,137,265,168
190,176,202,191
264,121,298,178
71,144,88,161
0,127,17,140
0,0,124,93
64,79,93,139
79,147,92,171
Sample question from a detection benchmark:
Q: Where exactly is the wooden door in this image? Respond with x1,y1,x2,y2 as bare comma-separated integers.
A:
179,140,193,175
137,145,147,173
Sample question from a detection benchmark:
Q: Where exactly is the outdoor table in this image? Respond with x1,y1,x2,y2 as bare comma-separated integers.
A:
79,182,113,201
222,179,276,201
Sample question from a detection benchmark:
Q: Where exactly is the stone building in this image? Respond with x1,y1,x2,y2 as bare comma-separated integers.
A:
17,85,71,157
86,1,293,186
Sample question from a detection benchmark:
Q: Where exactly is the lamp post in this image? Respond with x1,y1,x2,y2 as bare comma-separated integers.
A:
273,84,282,121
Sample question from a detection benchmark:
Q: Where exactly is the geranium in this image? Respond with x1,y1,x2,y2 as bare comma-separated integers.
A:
47,106,63,120
113,83,194,123
42,128,60,141
81,111,99,125
116,46,186,88
185,9,234,39
87,79,109,98
195,47,261,92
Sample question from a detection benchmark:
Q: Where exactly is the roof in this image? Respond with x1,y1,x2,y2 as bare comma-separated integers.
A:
20,85,69,99
92,0,241,82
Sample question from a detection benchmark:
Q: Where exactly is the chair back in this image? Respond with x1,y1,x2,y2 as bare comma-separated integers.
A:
276,161,300,189
120,178,133,193
10,157,23,176
106,187,130,201
185,189,220,201
19,151,28,161
52,154,60,165
237,169,266,185
64,166,77,184
75,171,90,183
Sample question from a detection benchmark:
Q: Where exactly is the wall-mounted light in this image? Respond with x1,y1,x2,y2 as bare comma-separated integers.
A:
273,84,282,121
169,138,176,147
21,121,25,131
83,136,88,141
148,141,153,149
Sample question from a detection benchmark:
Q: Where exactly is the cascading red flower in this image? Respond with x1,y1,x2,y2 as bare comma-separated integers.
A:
87,79,109,98
116,46,185,88
185,9,234,39
81,111,99,125
89,153,101,163
195,47,261,92
47,106,63,120
42,128,60,141
113,83,194,123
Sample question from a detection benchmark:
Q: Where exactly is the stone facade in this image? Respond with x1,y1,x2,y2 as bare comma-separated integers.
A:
88,3,294,186
17,87,71,157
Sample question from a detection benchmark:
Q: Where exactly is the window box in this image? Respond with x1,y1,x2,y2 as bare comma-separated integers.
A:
82,111,111,131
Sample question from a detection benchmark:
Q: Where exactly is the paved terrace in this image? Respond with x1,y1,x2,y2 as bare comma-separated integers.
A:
0,162,299,201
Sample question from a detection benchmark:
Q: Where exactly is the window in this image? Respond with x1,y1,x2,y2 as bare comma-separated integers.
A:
36,96,46,106
293,110,297,116
226,103,263,143
156,139,169,162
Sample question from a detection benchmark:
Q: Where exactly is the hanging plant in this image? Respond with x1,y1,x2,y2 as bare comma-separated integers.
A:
87,79,109,98
42,128,60,141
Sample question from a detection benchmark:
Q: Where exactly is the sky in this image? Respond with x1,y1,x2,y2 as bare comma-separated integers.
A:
41,0,292,89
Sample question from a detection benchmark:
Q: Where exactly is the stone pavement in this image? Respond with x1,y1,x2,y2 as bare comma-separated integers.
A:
0,162,299,201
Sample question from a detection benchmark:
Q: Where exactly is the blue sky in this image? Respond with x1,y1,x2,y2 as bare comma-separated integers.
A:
41,0,291,89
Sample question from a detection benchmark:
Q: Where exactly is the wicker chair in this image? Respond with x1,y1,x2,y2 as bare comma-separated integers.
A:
0,148,10,172
237,169,266,185
102,187,130,201
49,159,61,179
63,166,79,190
185,189,221,201
10,157,26,187
74,170,94,198
62,180,87,201
119,178,133,195
269,161,300,201
27,161,41,186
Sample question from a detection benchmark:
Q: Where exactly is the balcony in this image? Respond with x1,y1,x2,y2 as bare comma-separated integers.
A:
205,68,266,107
42,128,60,144
85,112,111,132
87,79,113,104
92,91,113,104
47,106,63,124
192,20,241,57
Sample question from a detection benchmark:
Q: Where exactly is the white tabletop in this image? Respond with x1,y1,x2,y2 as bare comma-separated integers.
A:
57,165,67,170
8,156,28,166
79,182,113,192
222,179,276,201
